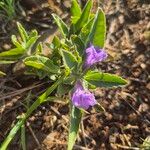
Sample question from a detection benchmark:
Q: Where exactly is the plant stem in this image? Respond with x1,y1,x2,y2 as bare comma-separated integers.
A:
0,74,65,150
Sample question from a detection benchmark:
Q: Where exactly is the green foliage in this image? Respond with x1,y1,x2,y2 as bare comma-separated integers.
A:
68,106,82,150
71,0,81,24
61,50,78,71
79,17,94,44
24,55,60,74
52,14,69,37
21,124,26,150
0,60,16,64
50,36,61,50
0,71,6,76
74,0,92,33
0,0,16,21
87,8,106,47
71,35,85,56
84,71,127,88
141,136,150,150
57,83,72,96
0,22,39,62
0,48,24,58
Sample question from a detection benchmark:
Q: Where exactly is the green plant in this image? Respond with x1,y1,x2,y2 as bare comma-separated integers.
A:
0,0,128,149
0,0,17,21
0,22,39,63
0,70,6,76
141,136,150,150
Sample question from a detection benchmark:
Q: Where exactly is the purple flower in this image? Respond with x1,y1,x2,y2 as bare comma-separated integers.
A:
72,81,97,110
84,44,107,69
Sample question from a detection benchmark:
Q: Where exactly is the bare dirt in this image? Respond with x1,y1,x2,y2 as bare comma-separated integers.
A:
0,0,150,150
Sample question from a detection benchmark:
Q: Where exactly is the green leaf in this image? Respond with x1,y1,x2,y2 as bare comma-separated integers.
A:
71,17,79,24
53,36,61,47
21,124,26,150
71,0,81,24
74,0,92,32
25,36,39,49
68,106,82,150
28,30,38,38
11,35,23,49
87,8,106,48
0,60,16,64
71,35,85,56
50,36,61,50
80,17,94,42
141,136,150,149
84,71,128,88
63,76,75,84
36,42,43,54
95,103,105,112
0,120,23,150
52,14,69,37
71,0,81,17
57,83,72,96
24,55,60,74
0,48,25,57
61,50,78,70
0,71,6,76
17,22,28,42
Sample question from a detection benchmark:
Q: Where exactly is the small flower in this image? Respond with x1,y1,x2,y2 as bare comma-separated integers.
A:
72,81,97,110
84,44,107,69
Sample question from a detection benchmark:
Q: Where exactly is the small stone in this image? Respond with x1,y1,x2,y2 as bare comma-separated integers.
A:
118,15,125,24
3,44,11,50
44,116,50,122
107,113,113,120
29,116,35,122
109,135,116,143
135,54,145,62
52,115,57,123
146,83,150,90
138,103,149,112
147,22,150,29
140,63,146,69
63,0,71,8
122,49,130,54
139,20,144,25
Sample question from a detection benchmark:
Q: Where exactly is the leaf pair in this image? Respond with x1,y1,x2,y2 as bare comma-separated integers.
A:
70,0,106,48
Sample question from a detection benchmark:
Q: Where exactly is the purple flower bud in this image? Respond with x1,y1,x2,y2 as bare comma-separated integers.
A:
84,44,107,69
72,81,97,110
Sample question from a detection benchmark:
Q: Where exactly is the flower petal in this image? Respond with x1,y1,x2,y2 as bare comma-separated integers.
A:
72,81,97,110
84,44,107,69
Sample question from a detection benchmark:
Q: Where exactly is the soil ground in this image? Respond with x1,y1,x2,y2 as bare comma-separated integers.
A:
0,0,150,150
